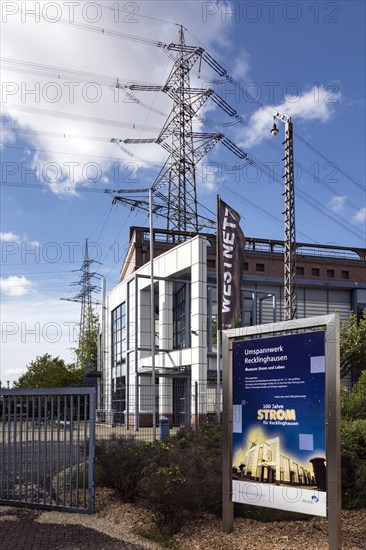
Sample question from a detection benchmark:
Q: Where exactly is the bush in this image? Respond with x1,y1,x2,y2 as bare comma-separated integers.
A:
95,436,165,501
341,419,366,508
137,423,223,535
95,423,223,535
341,419,366,461
139,464,187,535
340,371,366,508
341,370,366,420
195,421,222,454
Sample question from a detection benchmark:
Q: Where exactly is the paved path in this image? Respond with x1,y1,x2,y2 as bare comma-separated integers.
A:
0,508,146,550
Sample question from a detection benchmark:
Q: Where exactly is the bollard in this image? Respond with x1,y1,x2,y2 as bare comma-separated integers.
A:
159,416,170,440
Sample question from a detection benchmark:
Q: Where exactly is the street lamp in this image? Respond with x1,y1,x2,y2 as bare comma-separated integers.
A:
111,185,156,437
271,112,297,321
270,119,279,137
149,188,157,441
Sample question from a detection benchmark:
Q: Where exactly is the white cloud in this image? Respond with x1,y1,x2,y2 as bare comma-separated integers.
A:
232,51,250,79
0,275,36,296
351,207,366,225
327,195,346,213
0,231,21,242
1,1,238,193
199,164,221,192
0,231,40,247
239,85,342,148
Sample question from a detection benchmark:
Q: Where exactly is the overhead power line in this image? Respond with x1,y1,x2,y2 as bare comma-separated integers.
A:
183,27,364,192
4,103,161,133
16,5,165,47
2,23,363,243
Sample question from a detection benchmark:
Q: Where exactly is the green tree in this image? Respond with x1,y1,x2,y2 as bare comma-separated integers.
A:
341,370,366,420
340,310,366,378
14,353,84,389
74,305,99,372
211,315,242,344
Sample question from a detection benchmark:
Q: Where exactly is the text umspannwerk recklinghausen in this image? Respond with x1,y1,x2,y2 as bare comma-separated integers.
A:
244,345,287,372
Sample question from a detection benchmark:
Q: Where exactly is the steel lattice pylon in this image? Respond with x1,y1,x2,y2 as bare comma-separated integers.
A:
165,27,200,232
112,26,249,233
283,118,297,320
157,27,210,232
61,239,100,363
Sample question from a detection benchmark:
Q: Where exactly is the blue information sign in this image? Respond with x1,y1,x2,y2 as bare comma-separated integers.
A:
232,331,327,516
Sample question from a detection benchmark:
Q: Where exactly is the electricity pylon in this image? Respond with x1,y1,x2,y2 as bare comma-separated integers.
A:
61,239,100,362
112,26,248,234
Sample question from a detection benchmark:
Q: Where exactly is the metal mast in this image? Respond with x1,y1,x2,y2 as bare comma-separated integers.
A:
165,26,198,232
61,239,100,361
273,112,297,320
112,26,249,233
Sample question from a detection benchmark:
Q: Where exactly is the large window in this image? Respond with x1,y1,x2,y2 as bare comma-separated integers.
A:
173,282,190,349
207,285,217,353
111,303,127,368
111,303,127,423
111,375,126,424
154,285,159,348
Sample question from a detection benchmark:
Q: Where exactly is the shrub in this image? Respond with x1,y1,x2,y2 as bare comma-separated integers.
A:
136,423,223,534
170,439,222,515
341,419,366,508
195,421,222,454
139,464,187,535
341,370,366,420
95,436,164,501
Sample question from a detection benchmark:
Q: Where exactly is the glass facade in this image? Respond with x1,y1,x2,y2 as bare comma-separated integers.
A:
207,285,217,354
111,303,127,367
111,375,126,424
173,282,190,349
111,304,127,423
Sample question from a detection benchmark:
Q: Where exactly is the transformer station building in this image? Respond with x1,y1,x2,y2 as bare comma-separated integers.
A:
98,226,366,428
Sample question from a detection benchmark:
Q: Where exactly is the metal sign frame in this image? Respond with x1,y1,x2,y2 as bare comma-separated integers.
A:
222,314,341,549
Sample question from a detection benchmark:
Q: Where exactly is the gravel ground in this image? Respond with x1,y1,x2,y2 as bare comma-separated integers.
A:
3,489,366,549
174,509,366,549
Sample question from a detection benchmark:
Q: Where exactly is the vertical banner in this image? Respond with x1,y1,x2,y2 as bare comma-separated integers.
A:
217,196,246,330
232,331,327,516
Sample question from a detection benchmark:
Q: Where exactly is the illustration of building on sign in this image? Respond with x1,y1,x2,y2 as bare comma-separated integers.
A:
233,436,325,489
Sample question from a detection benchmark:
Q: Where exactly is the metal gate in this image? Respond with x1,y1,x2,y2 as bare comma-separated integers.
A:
0,387,96,514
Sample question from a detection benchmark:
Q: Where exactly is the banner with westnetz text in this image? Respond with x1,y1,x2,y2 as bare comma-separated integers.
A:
232,331,326,516
217,197,245,330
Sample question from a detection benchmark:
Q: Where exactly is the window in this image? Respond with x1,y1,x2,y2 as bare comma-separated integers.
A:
341,270,349,279
244,262,249,271
207,285,217,353
326,269,335,278
111,304,127,424
256,263,265,272
111,303,127,368
296,266,304,276
357,304,366,321
111,375,126,424
311,268,320,276
207,259,216,269
154,286,159,348
173,282,190,350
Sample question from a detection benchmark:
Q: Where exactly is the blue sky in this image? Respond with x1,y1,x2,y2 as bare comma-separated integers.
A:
1,0,365,384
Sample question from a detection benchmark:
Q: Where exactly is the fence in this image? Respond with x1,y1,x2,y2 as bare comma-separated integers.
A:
94,378,221,443
0,387,96,514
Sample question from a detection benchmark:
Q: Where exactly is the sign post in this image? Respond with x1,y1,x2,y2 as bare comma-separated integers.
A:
222,314,341,549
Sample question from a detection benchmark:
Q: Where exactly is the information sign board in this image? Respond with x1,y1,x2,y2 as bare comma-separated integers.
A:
232,331,326,516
